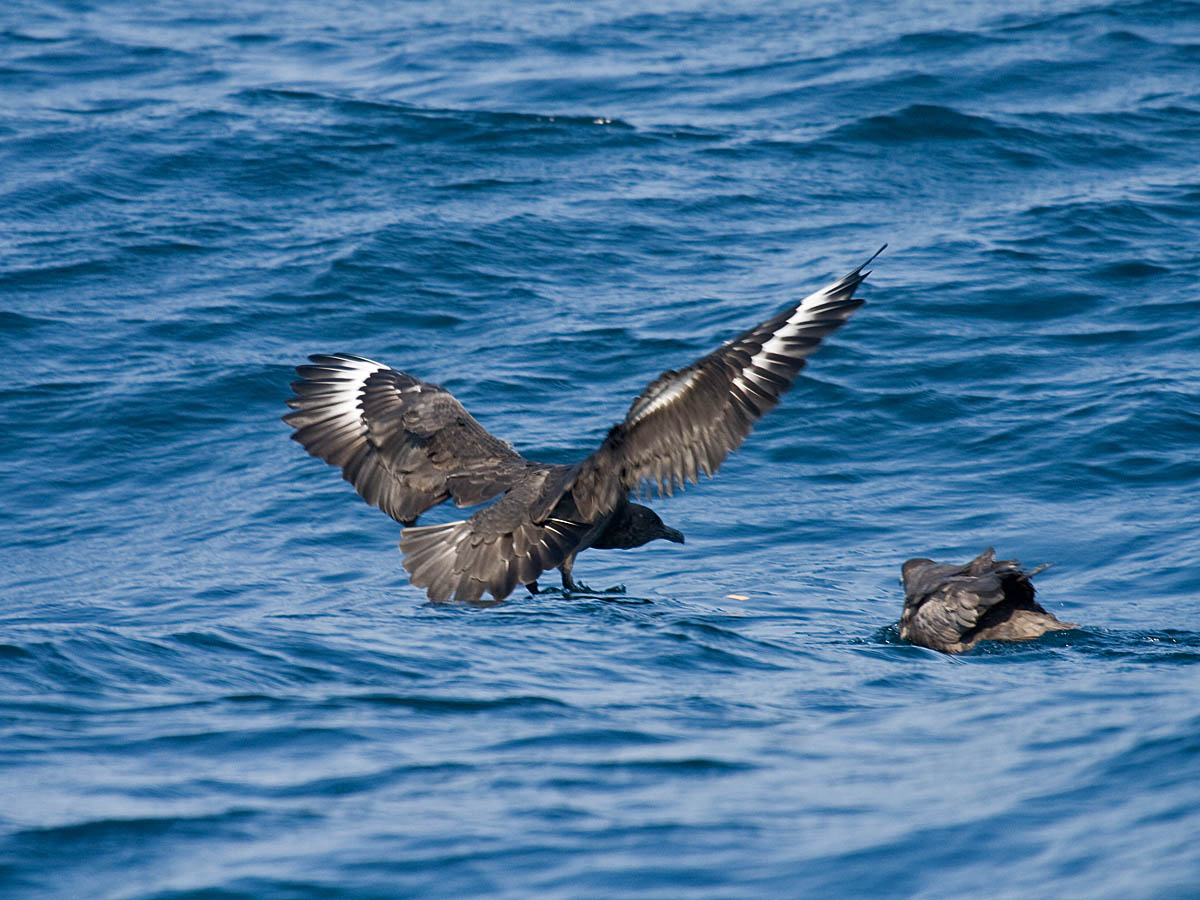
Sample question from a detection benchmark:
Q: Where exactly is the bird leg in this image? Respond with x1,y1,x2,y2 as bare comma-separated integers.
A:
558,553,582,593
526,580,539,595
558,554,627,595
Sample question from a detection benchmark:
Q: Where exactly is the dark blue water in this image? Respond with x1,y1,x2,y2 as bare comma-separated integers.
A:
3,1,1199,897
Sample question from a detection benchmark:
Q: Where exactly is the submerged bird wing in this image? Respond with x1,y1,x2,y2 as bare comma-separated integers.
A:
398,465,589,604
284,354,533,525
900,554,1010,652
570,247,883,520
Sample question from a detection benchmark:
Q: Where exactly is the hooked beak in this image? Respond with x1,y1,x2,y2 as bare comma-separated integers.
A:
664,527,685,545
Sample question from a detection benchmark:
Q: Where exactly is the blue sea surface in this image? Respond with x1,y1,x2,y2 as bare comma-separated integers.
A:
2,1,1199,897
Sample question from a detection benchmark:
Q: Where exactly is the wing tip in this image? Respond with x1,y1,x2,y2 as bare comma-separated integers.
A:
852,243,888,279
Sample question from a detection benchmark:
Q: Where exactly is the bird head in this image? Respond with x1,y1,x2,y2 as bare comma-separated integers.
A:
597,503,685,550
631,504,684,546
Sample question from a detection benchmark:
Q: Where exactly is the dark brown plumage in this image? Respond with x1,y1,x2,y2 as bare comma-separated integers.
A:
899,548,1076,653
283,247,882,603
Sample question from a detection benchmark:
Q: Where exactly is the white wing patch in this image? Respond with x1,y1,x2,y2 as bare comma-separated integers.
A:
750,279,841,371
627,369,701,426
309,355,387,436
730,277,851,396
298,353,432,432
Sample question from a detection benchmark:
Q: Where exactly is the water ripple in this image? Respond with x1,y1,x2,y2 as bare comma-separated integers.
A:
3,1,1199,898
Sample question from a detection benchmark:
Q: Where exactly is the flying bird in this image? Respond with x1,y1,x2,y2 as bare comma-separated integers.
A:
284,247,883,603
900,548,1076,653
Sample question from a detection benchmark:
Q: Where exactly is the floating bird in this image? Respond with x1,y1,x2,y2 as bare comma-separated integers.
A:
284,247,883,603
899,548,1076,653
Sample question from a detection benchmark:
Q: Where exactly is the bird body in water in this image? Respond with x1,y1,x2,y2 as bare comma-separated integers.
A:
284,247,883,603
900,548,1076,653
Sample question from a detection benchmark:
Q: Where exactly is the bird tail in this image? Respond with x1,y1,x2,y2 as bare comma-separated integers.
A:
399,520,475,603
399,514,588,604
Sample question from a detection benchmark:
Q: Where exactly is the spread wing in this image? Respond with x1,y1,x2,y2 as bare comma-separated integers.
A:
571,247,883,520
284,354,533,525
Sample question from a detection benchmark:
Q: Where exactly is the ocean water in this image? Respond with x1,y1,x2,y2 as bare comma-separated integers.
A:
2,0,1199,897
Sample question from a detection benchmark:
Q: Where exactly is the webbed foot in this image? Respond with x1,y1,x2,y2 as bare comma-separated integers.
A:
562,579,626,596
